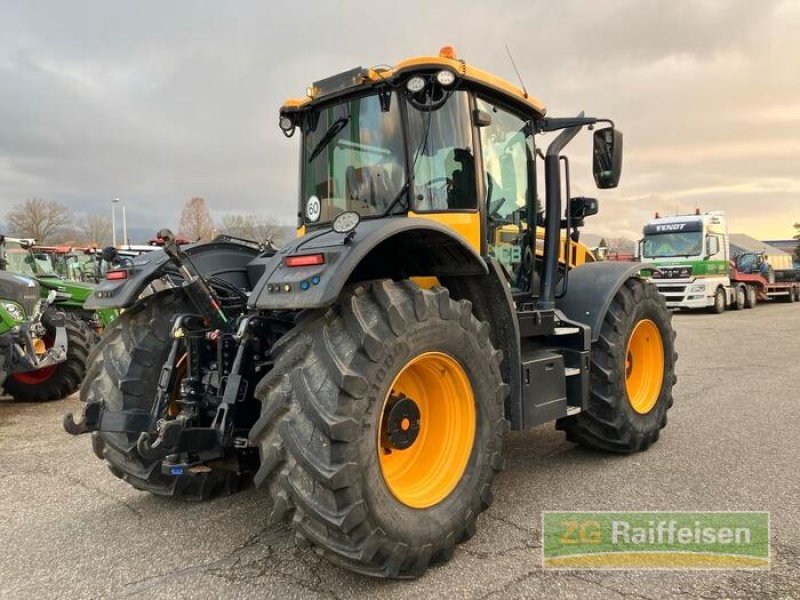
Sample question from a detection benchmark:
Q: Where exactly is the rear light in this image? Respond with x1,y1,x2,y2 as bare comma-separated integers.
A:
106,270,129,280
284,253,325,267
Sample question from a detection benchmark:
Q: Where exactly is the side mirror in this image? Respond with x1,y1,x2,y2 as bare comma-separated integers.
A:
567,196,599,224
592,127,623,189
473,109,492,128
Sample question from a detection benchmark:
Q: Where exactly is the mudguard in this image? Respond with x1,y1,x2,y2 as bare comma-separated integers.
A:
556,262,655,342
250,217,487,310
85,241,262,310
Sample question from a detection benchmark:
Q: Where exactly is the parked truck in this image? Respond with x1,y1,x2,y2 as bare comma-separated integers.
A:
639,211,799,311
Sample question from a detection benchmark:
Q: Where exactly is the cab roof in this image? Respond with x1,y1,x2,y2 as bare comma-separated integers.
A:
281,47,547,118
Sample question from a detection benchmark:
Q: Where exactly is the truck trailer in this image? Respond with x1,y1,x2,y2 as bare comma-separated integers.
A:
639,211,799,312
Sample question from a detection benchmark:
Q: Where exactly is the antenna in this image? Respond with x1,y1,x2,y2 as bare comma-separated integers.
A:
505,45,528,99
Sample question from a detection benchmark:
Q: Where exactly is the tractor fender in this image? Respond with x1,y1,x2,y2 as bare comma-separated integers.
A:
250,217,487,310
556,262,656,342
85,241,261,310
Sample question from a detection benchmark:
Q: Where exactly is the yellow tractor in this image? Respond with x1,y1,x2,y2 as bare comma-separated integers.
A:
69,47,676,578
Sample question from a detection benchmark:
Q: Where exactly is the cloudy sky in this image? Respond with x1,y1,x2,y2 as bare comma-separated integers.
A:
1,0,798,242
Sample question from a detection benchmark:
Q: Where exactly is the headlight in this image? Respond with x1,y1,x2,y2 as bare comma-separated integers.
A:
2,301,24,321
279,113,296,138
689,284,705,293
279,115,293,131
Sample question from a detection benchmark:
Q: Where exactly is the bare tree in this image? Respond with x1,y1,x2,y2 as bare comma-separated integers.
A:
6,198,73,243
75,213,113,247
179,197,215,241
220,213,284,245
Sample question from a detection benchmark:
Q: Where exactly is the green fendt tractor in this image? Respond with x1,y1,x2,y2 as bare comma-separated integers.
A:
1,238,116,331
66,48,676,578
0,237,94,401
0,270,72,400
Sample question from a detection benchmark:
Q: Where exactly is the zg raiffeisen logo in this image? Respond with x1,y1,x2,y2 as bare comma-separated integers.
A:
542,512,770,569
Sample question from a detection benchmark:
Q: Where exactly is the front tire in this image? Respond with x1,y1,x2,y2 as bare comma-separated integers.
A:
557,278,676,452
250,280,507,578
5,311,92,402
709,287,726,314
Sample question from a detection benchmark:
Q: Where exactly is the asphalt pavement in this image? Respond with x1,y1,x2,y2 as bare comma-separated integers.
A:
1,303,798,599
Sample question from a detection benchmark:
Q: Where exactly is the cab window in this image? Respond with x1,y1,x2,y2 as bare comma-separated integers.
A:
406,91,476,211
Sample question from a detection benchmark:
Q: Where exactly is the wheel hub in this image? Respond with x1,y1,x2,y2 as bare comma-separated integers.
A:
380,393,421,451
377,351,476,509
624,319,665,414
32,337,47,355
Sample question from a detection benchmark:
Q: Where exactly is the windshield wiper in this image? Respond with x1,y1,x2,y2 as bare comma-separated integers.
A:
308,116,350,163
382,182,410,216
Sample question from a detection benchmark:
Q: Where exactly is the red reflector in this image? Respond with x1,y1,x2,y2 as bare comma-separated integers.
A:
285,253,325,267
106,270,129,280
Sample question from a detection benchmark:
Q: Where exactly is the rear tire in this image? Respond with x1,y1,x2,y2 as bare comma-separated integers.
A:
5,311,92,402
250,280,507,578
745,285,757,308
733,285,746,310
81,291,243,500
557,278,676,452
709,287,726,314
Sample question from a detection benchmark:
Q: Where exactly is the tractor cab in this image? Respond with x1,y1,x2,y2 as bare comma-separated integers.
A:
280,47,620,308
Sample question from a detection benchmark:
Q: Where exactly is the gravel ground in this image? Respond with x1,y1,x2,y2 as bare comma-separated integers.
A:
1,303,798,599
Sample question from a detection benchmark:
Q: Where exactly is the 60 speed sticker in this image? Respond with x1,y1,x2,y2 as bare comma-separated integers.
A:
306,196,321,222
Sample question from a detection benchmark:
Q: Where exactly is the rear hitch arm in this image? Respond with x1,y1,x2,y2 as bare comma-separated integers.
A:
63,312,202,437
63,400,102,435
157,228,228,329
14,311,68,373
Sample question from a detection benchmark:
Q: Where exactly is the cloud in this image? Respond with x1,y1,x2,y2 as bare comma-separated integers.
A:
0,0,798,242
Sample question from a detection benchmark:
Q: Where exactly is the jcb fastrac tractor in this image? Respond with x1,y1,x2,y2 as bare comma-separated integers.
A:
66,48,676,578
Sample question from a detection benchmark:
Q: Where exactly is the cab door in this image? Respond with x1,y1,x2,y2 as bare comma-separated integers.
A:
406,90,481,252
475,97,535,282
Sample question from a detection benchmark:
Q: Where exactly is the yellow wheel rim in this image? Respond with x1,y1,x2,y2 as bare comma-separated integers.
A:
624,319,665,414
378,352,476,509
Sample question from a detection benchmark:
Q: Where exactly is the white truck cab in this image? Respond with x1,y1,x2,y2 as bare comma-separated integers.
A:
639,211,731,310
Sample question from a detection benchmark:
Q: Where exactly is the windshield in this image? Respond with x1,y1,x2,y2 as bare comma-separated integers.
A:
302,91,406,224
643,231,703,258
3,243,55,275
